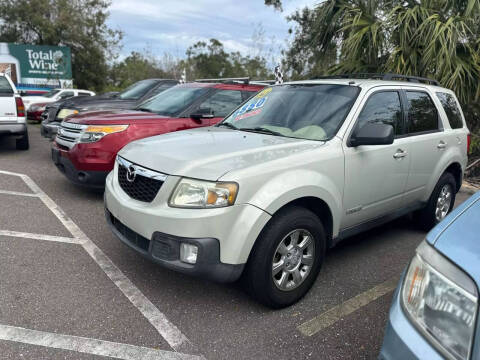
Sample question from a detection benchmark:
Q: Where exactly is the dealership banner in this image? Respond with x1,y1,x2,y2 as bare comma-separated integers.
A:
0,42,73,88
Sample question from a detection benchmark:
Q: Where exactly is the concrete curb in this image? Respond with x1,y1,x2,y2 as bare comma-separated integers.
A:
461,182,479,195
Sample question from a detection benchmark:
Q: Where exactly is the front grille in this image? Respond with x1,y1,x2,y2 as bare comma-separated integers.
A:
118,162,164,202
56,123,86,149
109,212,150,251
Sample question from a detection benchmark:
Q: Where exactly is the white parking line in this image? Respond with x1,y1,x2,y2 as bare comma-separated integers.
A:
0,324,203,360
297,277,399,337
0,170,201,357
0,230,79,244
0,189,37,197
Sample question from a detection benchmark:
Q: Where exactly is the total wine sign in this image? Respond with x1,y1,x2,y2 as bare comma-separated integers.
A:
0,42,72,87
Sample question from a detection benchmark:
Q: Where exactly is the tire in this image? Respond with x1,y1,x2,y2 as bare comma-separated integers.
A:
16,131,29,150
243,206,326,308
416,172,456,230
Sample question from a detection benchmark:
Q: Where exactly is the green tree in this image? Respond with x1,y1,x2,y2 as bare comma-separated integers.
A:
109,51,168,90
269,0,480,103
0,0,122,91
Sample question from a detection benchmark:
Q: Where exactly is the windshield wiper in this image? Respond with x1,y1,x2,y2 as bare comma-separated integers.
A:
217,122,238,130
136,107,153,113
239,127,283,136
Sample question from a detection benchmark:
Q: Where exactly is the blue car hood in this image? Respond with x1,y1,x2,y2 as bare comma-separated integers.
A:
427,191,480,286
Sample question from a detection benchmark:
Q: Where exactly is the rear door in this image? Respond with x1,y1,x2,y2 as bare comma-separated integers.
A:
0,76,17,122
402,89,447,205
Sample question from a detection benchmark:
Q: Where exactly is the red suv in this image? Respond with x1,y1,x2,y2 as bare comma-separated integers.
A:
51,81,265,188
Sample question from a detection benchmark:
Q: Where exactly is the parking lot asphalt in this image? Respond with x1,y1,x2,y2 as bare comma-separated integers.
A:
0,123,475,360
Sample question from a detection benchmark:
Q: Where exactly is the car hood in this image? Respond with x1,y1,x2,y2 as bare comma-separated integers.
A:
66,110,170,125
427,192,480,285
118,127,325,181
61,95,136,110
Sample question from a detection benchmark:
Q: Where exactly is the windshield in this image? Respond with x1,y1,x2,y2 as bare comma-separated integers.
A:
44,89,61,98
221,84,360,141
137,85,210,116
118,80,158,100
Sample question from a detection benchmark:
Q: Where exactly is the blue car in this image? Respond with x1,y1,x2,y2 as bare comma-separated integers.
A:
380,191,480,360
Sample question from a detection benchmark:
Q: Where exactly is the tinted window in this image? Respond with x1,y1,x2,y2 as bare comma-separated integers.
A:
222,84,360,141
118,80,159,100
58,91,74,99
0,77,13,94
356,91,403,135
406,91,439,133
436,92,463,129
197,90,243,117
137,85,210,116
77,92,91,97
44,89,61,98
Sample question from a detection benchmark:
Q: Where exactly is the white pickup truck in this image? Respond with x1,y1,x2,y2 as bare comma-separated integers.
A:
0,73,28,150
104,75,470,308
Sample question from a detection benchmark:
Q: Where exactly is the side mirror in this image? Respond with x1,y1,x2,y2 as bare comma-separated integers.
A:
19,90,27,96
190,108,214,120
350,123,394,147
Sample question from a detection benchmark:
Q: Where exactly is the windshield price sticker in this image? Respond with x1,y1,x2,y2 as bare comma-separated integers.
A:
234,96,267,121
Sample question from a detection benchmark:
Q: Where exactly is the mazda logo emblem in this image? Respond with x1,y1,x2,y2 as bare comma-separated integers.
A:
126,165,136,182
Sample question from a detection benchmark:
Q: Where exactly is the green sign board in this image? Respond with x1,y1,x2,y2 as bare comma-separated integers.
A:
7,43,72,80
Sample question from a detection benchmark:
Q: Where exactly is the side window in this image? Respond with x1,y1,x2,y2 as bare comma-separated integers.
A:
77,92,91,97
406,91,439,134
0,77,14,94
196,90,243,117
356,91,403,135
58,91,74,99
436,92,463,129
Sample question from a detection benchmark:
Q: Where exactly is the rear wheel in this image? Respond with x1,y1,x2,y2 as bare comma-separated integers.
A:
416,172,456,230
244,206,326,308
16,131,29,150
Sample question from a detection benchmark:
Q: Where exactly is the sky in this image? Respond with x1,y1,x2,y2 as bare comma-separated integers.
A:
107,0,319,63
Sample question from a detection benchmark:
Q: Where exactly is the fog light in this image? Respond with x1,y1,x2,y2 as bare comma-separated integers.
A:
180,243,198,264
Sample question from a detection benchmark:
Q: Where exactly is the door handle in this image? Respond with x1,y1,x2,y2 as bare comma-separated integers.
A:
393,149,408,159
437,141,447,149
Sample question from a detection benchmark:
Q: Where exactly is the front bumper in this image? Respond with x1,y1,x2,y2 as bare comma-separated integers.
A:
41,121,60,139
105,207,244,282
51,145,108,188
379,273,444,360
104,168,271,274
0,123,27,136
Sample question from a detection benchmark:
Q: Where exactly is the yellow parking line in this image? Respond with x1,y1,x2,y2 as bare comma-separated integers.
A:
298,277,399,337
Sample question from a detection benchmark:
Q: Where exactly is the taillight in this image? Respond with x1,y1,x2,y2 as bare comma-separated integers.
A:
467,134,471,154
15,97,25,117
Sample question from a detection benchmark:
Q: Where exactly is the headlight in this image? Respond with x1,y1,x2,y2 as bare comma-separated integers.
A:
402,241,478,360
57,108,79,119
169,178,238,208
79,125,129,143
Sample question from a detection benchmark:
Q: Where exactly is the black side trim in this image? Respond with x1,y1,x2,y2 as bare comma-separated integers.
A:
335,202,424,243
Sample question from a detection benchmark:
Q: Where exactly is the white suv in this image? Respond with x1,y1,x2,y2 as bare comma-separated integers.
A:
104,76,470,308
0,73,28,150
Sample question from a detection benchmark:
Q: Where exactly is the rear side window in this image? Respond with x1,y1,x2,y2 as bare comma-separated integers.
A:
77,92,91,97
436,92,463,129
406,91,439,134
356,91,403,135
0,77,13,94
198,90,244,117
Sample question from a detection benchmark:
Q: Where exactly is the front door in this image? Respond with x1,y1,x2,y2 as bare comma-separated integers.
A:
342,89,411,229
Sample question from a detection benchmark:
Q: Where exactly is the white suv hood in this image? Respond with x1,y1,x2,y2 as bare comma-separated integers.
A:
119,127,325,181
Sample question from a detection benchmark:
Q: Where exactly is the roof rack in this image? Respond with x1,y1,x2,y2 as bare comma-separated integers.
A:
195,77,250,85
250,80,276,85
312,73,440,86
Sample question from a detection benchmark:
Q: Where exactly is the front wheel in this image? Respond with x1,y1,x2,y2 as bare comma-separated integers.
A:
243,206,326,308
